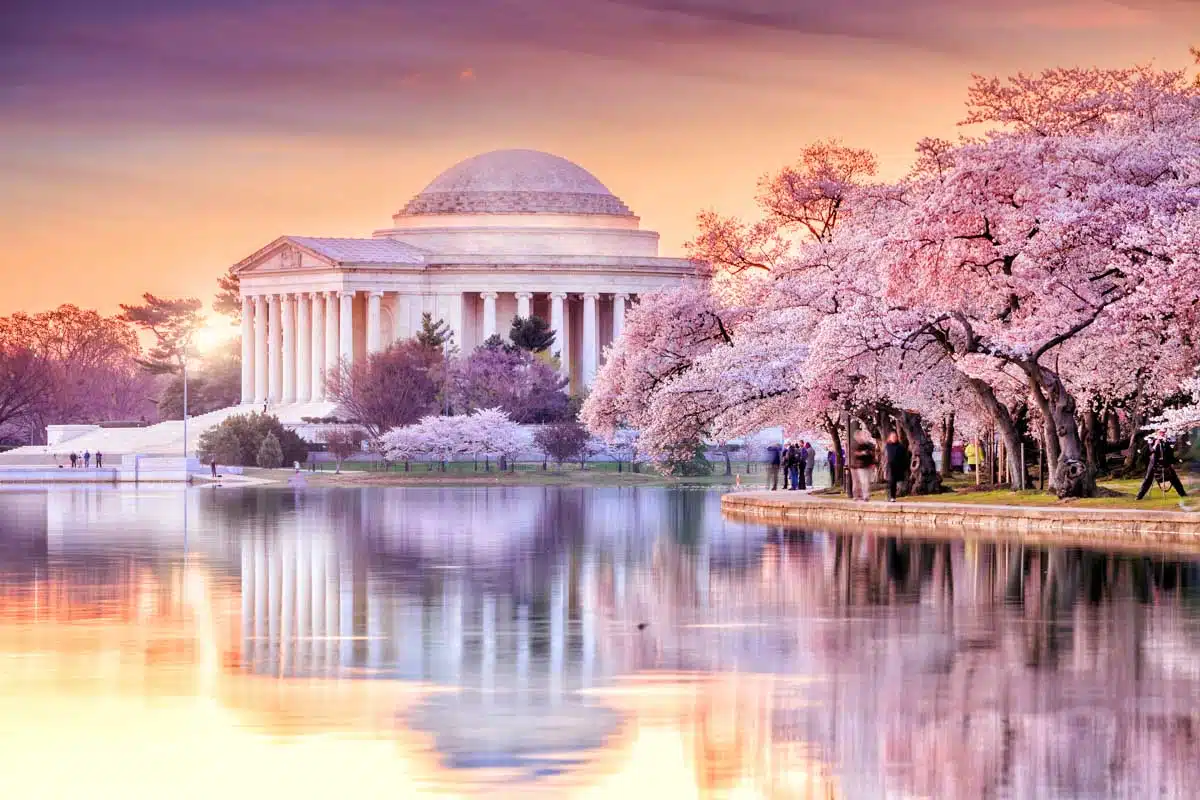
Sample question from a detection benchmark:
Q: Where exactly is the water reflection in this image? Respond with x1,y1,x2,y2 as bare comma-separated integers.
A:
0,485,1198,797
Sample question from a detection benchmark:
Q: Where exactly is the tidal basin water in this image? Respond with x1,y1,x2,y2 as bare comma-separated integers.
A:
1,486,1199,798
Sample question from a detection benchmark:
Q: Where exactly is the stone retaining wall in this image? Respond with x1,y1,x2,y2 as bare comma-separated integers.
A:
721,491,1200,552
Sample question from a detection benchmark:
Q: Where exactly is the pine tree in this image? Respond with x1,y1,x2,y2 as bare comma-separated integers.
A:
509,315,556,353
213,266,241,322
118,293,204,374
256,432,284,468
416,313,454,351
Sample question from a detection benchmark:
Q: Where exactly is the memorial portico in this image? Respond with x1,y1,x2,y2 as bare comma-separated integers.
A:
228,149,693,418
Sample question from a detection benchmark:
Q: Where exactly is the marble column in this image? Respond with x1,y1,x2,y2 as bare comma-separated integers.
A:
241,296,254,403
339,291,355,367
241,540,254,665
550,556,566,703
325,291,339,381
267,294,281,403
280,535,294,676
517,603,530,701
310,293,325,402
296,293,311,402
268,538,281,668
550,292,569,378
613,292,628,341
582,292,599,388
367,291,383,354
394,294,411,343
253,295,268,404
254,537,267,669
515,291,532,320
282,294,296,403
481,291,498,340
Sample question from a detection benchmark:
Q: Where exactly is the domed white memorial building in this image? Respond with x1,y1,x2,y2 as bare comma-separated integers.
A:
235,148,694,412
0,150,694,463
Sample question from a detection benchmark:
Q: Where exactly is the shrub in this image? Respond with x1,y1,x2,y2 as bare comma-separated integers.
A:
256,432,284,468
197,412,307,467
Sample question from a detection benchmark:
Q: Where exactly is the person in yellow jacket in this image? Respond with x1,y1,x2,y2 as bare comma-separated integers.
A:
963,442,982,473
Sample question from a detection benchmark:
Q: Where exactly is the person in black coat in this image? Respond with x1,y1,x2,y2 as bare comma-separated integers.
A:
785,443,802,490
884,432,911,502
1137,433,1188,500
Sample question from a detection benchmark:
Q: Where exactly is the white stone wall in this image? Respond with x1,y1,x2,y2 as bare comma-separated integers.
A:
378,225,661,258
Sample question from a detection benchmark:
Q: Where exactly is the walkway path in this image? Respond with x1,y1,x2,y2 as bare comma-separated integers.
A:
722,489,1200,551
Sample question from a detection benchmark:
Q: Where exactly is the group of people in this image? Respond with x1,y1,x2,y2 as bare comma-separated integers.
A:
64,450,103,469
766,441,817,491
765,429,912,502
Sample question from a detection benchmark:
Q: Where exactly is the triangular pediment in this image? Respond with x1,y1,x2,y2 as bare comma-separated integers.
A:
232,236,339,275
233,236,428,275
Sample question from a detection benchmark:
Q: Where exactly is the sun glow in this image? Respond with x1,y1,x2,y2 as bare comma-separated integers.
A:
192,316,236,354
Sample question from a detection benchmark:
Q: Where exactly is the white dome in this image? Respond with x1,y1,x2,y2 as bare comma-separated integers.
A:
400,149,634,217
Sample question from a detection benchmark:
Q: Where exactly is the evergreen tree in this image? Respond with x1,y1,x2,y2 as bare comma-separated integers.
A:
509,315,556,353
416,313,454,351
256,432,284,468
481,333,515,352
118,293,204,374
213,266,241,322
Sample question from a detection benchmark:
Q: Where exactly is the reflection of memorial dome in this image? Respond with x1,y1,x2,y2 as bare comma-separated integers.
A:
405,695,624,783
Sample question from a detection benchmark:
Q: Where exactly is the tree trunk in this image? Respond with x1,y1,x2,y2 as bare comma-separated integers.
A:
1082,407,1105,477
964,377,1024,490
823,414,843,487
897,409,942,495
1105,409,1121,449
723,450,732,476
875,407,893,482
1123,412,1145,475
1025,364,1094,498
1042,418,1060,489
1027,379,1061,491
940,412,955,477
843,410,856,498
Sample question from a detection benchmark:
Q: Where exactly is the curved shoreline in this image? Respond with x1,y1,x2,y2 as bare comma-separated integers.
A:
721,490,1200,553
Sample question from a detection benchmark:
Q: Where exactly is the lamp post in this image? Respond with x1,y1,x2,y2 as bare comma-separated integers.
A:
182,345,189,460
181,332,196,465
182,341,190,462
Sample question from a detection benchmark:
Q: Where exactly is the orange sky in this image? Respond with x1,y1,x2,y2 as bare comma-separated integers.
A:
1,0,1197,318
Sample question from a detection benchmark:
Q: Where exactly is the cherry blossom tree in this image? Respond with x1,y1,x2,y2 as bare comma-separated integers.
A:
379,409,529,471
1147,377,1200,434
878,64,1200,495
586,58,1200,498
456,407,531,470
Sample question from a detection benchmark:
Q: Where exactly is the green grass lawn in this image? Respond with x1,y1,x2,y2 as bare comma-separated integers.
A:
254,459,749,487
904,476,1197,511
